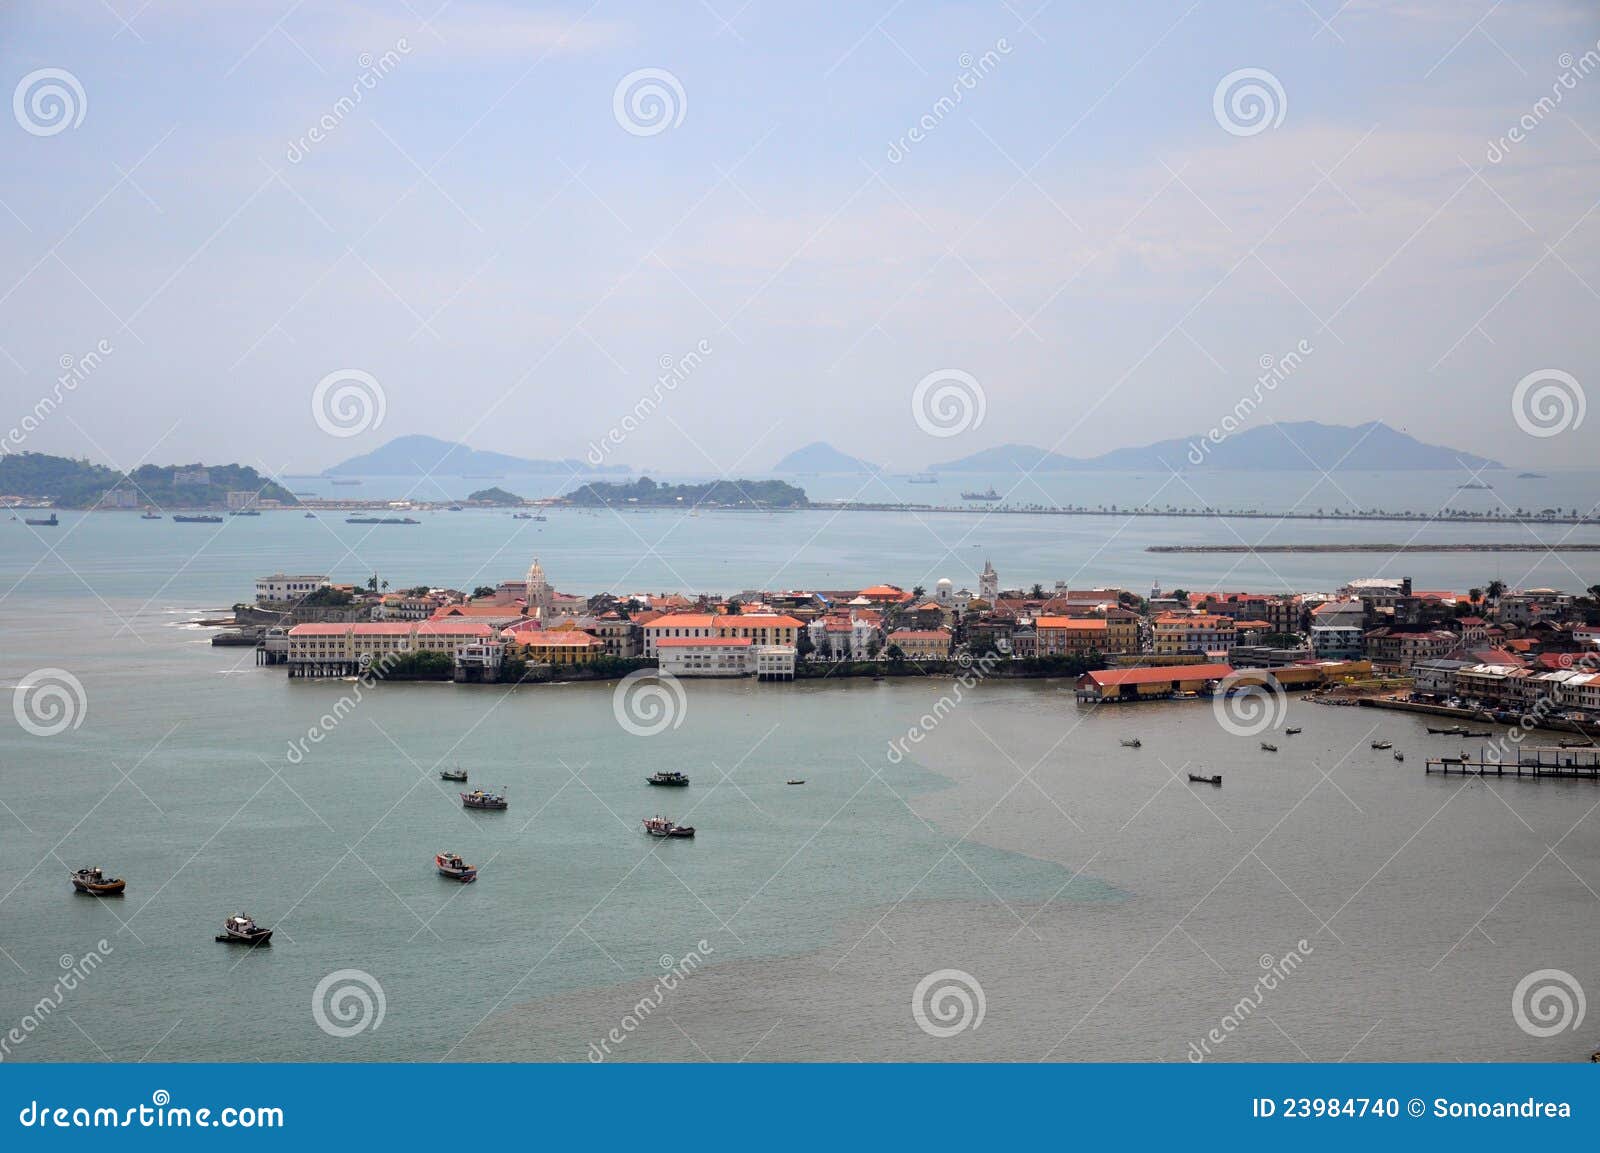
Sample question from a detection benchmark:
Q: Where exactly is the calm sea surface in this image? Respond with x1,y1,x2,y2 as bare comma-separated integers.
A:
1,470,1597,1061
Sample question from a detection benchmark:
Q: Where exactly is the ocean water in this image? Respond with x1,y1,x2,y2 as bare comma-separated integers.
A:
1,478,1597,1062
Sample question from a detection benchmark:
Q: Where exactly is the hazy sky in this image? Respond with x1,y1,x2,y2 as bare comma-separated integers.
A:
2,0,1598,474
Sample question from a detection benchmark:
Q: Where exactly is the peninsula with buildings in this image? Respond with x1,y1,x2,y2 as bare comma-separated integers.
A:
230,556,1600,740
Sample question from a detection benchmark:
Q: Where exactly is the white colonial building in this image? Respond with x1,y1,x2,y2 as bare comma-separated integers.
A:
255,573,331,604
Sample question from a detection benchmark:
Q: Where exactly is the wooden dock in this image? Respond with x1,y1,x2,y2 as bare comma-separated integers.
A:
1426,745,1600,780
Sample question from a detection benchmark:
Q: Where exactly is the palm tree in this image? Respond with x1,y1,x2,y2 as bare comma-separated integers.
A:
1486,580,1506,601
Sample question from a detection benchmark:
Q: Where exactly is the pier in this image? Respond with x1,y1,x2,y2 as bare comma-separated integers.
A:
1425,746,1600,780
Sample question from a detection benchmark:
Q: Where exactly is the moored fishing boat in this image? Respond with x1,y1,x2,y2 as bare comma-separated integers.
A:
1120,738,1141,748
435,852,477,883
1371,740,1392,750
23,513,58,526
215,914,272,944
1260,741,1278,752
1285,727,1302,735
461,788,508,810
440,767,468,782
70,867,125,895
646,771,689,787
786,779,805,785
173,514,223,523
1187,773,1222,786
642,815,695,838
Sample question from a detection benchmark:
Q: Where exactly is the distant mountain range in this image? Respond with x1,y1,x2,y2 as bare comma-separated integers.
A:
324,435,629,476
925,422,1502,472
772,442,880,474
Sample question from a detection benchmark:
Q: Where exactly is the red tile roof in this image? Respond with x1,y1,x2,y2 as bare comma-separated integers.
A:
657,636,753,647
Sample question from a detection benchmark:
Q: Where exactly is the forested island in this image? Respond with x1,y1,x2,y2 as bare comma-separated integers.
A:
560,476,807,508
0,452,298,508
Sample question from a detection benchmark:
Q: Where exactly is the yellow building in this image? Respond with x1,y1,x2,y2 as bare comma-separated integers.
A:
1151,613,1235,656
502,626,607,665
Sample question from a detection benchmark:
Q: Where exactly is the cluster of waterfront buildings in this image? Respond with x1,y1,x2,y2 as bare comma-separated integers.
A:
248,558,1600,717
